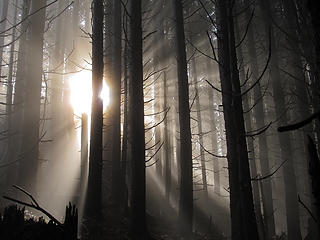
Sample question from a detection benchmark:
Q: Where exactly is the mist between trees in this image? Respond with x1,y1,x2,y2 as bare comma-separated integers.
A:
0,0,320,240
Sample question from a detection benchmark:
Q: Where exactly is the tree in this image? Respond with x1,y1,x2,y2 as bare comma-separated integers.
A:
173,0,193,236
110,0,122,209
18,0,47,196
258,0,302,238
85,0,104,219
242,2,276,237
215,0,259,238
129,0,148,238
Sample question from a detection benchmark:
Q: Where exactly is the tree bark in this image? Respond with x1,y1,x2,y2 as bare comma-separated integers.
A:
85,0,104,219
110,0,122,209
18,0,47,196
216,0,259,239
173,0,193,236
129,0,147,238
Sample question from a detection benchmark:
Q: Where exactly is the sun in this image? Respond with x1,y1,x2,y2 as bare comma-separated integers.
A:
69,70,110,115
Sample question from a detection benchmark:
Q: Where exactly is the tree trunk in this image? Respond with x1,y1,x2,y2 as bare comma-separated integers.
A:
111,0,122,209
163,70,172,203
173,0,193,236
206,59,220,195
243,3,276,238
191,58,208,203
18,0,47,196
216,0,259,239
234,17,265,239
10,0,30,187
120,12,129,211
129,0,147,238
5,0,18,190
85,0,104,219
258,0,302,238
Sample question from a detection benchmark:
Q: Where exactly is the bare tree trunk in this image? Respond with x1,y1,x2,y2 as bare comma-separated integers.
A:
216,0,259,239
79,113,88,222
18,0,47,196
243,3,276,238
235,19,265,239
11,0,30,187
129,0,147,238
110,0,122,209
120,29,128,211
5,0,18,189
191,58,208,203
258,0,302,239
85,0,104,219
206,58,220,194
50,0,64,141
173,0,193,236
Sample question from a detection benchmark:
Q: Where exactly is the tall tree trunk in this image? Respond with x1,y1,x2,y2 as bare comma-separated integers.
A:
235,21,265,239
110,0,122,209
258,0,302,238
129,0,147,238
85,0,104,219
173,0,193,236
191,58,208,203
11,0,30,185
18,0,47,195
5,0,18,190
50,0,64,143
216,0,259,239
80,113,88,219
120,27,128,211
243,3,276,238
206,58,220,194
163,70,171,203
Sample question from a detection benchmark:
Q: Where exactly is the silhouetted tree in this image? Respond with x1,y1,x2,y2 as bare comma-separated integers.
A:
215,0,259,238
85,0,104,219
129,0,148,238
173,0,193,236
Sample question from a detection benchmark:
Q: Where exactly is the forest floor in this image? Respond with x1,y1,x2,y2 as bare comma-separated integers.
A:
80,206,227,240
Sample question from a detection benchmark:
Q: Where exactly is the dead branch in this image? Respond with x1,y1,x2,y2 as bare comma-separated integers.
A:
3,185,62,226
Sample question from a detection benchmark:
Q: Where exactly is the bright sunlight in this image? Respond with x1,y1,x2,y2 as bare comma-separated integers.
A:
69,70,110,115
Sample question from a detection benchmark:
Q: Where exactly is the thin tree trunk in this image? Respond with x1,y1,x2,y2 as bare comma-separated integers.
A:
258,0,302,238
163,70,171,203
79,113,88,221
235,19,265,239
120,27,128,211
5,0,18,189
206,58,220,194
243,3,276,238
191,58,208,203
